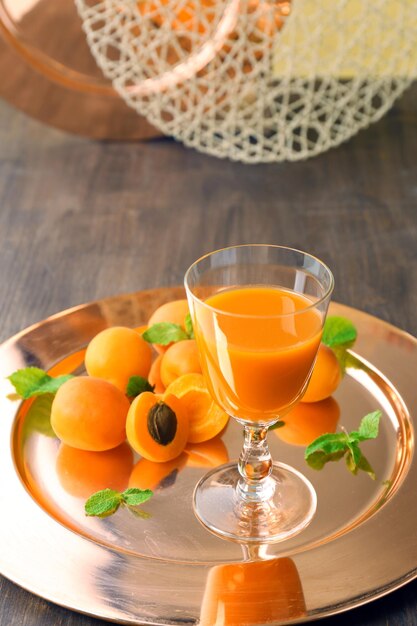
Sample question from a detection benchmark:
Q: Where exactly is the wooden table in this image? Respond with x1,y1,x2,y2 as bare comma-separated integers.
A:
0,85,417,625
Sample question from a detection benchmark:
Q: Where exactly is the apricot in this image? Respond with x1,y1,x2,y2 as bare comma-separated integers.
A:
160,339,201,388
128,453,187,490
148,354,165,394
56,442,134,498
185,436,229,468
51,376,129,451
275,397,340,447
126,391,189,462
164,373,229,443
302,343,342,403
147,299,189,353
85,326,152,393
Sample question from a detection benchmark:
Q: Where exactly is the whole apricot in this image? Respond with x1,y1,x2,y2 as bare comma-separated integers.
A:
51,376,129,451
147,299,189,353
148,354,165,393
160,339,202,388
85,326,152,393
302,344,342,403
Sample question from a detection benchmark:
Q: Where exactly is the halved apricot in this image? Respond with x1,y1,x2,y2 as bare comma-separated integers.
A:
275,397,340,447
128,453,187,490
126,391,189,462
56,442,134,498
51,376,129,451
302,344,342,403
164,373,229,443
85,326,153,393
160,339,202,388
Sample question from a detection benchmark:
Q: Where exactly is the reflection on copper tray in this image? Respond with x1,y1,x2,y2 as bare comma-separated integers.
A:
0,287,416,625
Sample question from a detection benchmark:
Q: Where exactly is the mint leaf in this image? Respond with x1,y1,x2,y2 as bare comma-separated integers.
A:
122,488,153,506
126,376,154,398
85,489,122,517
8,367,73,399
305,411,381,479
306,448,345,471
85,487,153,518
322,316,357,349
142,322,188,345
346,451,376,480
305,432,349,457
185,313,194,339
356,411,381,441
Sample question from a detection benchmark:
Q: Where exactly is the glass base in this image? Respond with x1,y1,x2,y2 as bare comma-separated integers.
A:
193,461,317,543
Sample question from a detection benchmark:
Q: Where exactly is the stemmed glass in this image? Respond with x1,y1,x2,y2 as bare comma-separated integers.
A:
184,245,334,543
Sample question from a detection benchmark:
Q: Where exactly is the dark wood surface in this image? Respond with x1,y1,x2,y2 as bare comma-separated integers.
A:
0,83,417,625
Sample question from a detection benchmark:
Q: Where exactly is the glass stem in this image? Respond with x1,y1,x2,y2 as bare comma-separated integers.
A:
237,425,274,502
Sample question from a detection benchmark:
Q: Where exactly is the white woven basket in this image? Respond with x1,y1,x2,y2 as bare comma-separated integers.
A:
75,0,417,162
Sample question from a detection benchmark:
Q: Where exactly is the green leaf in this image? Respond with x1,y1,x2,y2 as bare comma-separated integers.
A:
356,410,381,441
322,316,357,349
142,322,188,345
8,367,73,399
305,432,349,457
185,313,194,339
306,448,345,471
268,420,285,431
346,451,376,480
122,488,153,506
305,411,382,479
345,439,362,467
126,376,154,398
85,489,122,517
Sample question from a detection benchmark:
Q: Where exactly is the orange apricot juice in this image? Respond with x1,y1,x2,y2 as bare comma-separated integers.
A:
194,286,322,422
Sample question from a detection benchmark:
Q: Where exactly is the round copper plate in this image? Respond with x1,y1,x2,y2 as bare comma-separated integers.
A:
0,0,160,139
0,287,416,625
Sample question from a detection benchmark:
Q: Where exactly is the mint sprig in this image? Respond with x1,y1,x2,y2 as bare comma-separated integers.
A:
126,376,154,398
85,487,153,518
8,367,73,399
142,322,189,345
305,410,381,479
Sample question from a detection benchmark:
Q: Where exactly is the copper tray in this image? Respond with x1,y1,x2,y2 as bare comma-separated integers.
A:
0,287,416,625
